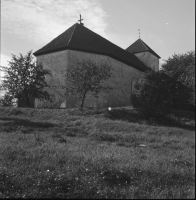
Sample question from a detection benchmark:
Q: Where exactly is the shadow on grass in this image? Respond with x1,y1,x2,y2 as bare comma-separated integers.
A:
0,116,88,138
100,167,193,187
104,108,195,131
99,167,194,198
0,117,55,133
0,166,194,199
0,167,22,198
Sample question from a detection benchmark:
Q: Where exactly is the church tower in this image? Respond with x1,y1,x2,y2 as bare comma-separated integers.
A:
126,38,161,72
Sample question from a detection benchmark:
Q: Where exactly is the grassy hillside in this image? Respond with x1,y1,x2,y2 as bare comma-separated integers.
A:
0,107,195,199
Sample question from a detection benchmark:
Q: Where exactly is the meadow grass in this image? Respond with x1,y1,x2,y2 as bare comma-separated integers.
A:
0,106,195,199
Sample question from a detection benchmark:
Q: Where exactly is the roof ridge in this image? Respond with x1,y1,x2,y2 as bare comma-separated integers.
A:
126,38,160,58
78,26,148,70
33,23,77,56
139,39,149,50
141,40,153,51
67,23,78,46
125,38,140,50
81,25,130,53
140,39,161,58
33,23,151,71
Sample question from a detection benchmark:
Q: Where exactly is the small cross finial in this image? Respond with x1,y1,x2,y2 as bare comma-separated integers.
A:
138,29,140,38
78,14,84,25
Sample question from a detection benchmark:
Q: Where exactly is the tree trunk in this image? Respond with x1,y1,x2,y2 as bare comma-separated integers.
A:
80,92,87,108
24,92,30,107
172,94,176,109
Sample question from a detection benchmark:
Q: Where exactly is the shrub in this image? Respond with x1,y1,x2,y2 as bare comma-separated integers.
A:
132,71,173,118
161,51,195,110
0,94,14,107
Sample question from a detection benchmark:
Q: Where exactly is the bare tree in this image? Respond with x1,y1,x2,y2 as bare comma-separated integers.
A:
65,59,112,108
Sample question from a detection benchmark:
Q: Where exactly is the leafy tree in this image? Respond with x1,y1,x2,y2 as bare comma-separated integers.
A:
161,51,195,110
0,94,13,107
2,51,51,107
132,71,173,118
65,59,112,108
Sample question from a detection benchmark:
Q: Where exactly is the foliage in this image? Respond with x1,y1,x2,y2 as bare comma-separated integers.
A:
132,71,173,118
161,51,195,110
65,59,112,108
1,51,51,107
0,94,13,107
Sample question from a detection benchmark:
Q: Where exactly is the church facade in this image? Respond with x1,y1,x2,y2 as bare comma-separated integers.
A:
33,23,160,109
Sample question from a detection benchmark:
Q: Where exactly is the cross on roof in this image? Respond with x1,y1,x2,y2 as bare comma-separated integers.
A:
138,29,140,38
78,14,84,25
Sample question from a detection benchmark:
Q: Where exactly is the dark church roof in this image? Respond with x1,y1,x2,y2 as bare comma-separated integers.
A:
126,38,161,58
34,23,151,71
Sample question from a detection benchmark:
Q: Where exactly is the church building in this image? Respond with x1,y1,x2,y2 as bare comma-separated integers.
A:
33,19,161,109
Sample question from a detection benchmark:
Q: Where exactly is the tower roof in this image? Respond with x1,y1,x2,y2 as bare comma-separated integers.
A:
33,23,150,71
126,38,161,58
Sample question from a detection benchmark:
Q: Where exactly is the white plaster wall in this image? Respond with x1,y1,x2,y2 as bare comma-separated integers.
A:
134,52,159,72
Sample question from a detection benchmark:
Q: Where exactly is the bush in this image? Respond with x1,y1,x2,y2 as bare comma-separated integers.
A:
0,94,14,107
132,71,173,118
161,51,195,110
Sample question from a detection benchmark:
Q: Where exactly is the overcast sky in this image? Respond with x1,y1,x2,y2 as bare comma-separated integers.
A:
1,0,195,68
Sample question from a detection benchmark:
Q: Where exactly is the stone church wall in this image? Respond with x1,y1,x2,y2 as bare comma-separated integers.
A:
66,50,143,108
35,50,143,108
134,52,159,72
35,50,69,108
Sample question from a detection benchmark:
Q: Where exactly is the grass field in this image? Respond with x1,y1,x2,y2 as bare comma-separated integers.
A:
0,106,195,199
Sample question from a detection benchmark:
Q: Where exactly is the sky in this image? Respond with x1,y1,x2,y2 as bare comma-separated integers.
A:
0,0,195,69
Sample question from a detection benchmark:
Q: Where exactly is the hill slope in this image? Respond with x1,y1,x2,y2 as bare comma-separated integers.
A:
0,107,195,198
